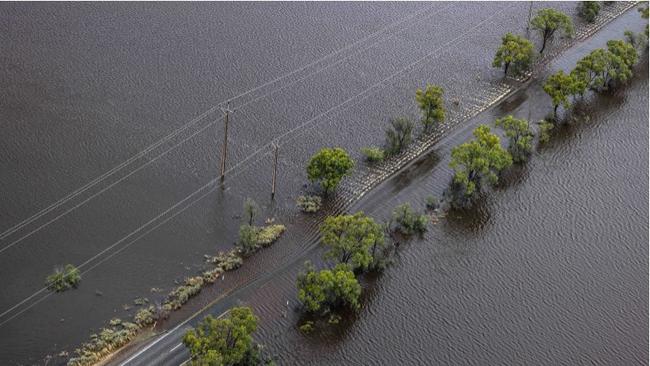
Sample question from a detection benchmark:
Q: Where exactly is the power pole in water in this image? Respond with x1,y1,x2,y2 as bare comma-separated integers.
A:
271,143,279,200
219,101,235,181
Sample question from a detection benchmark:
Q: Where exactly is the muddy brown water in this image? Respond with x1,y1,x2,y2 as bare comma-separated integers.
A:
0,2,646,365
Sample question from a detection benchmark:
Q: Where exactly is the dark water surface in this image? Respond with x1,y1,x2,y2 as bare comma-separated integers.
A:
0,2,646,365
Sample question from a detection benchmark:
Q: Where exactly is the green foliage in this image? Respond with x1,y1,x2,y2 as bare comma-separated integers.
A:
415,84,445,132
243,198,258,226
237,224,259,256
360,146,385,163
571,42,636,93
134,306,156,327
538,120,555,144
492,33,535,75
67,320,140,366
449,125,513,197
579,1,601,23
391,203,428,235
320,212,384,272
543,70,582,119
164,276,204,311
425,195,440,211
238,223,286,256
299,321,315,334
296,262,361,314
182,306,261,366
296,195,322,213
46,264,81,292
531,8,574,53
307,147,354,194
495,115,534,163
624,30,648,54
640,4,649,38
385,117,414,156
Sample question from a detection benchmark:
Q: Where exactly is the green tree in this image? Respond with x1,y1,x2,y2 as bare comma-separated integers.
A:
320,212,384,272
640,4,649,38
307,147,354,195
296,262,361,314
391,203,428,235
607,39,639,78
243,198,258,226
182,306,262,366
415,84,445,132
543,70,581,119
579,1,601,23
237,224,258,256
449,125,512,197
494,115,534,163
492,33,535,76
531,8,574,54
385,117,414,156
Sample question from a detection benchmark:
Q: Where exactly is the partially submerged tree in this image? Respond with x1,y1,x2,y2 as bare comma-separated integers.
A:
320,212,384,272
579,1,601,23
391,203,428,235
307,147,354,195
449,125,512,198
543,70,581,119
494,115,534,163
531,8,574,54
415,84,445,132
296,262,361,314
607,39,638,71
385,117,414,156
182,306,267,366
243,198,258,226
492,33,534,76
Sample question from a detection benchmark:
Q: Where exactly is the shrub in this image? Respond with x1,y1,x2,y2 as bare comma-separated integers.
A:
579,1,601,23
237,224,259,256
164,276,204,311
209,249,243,271
425,195,440,211
46,264,81,292
67,321,139,366
299,321,315,334
392,203,428,235
385,117,414,156
134,306,156,327
538,120,555,144
297,195,322,213
256,224,286,247
361,146,385,163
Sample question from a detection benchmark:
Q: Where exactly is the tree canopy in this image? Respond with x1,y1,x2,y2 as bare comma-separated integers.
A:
449,125,512,197
579,1,601,23
543,70,582,119
415,84,445,131
492,33,534,76
494,115,534,163
320,212,384,272
571,43,635,93
307,147,354,194
182,307,260,366
296,262,361,314
531,8,574,54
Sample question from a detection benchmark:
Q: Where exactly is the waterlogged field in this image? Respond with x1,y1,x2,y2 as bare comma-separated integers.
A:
0,2,646,365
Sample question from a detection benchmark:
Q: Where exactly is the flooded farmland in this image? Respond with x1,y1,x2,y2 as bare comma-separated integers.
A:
0,2,647,365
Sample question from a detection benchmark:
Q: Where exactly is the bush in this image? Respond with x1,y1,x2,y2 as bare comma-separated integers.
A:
67,320,139,366
538,120,555,144
385,117,414,156
361,146,385,163
256,224,286,247
392,203,428,235
425,196,440,211
579,1,600,23
297,195,322,213
209,249,243,271
46,264,81,292
163,276,204,311
299,321,315,334
237,224,259,256
134,306,156,327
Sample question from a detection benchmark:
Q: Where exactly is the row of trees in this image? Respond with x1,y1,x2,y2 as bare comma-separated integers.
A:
543,36,640,119
493,8,575,77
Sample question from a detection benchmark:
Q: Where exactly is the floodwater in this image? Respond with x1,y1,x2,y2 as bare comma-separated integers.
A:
0,2,646,365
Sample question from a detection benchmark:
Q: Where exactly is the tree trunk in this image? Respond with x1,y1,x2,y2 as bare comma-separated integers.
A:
504,62,510,76
554,104,558,120
540,36,548,54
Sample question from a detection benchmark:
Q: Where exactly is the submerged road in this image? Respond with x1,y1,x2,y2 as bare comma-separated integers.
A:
111,5,647,365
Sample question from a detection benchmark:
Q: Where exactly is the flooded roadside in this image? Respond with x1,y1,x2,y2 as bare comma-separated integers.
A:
0,2,645,365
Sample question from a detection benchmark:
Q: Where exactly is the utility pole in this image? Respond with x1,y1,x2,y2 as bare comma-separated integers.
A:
271,143,279,199
526,1,533,38
219,101,235,181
